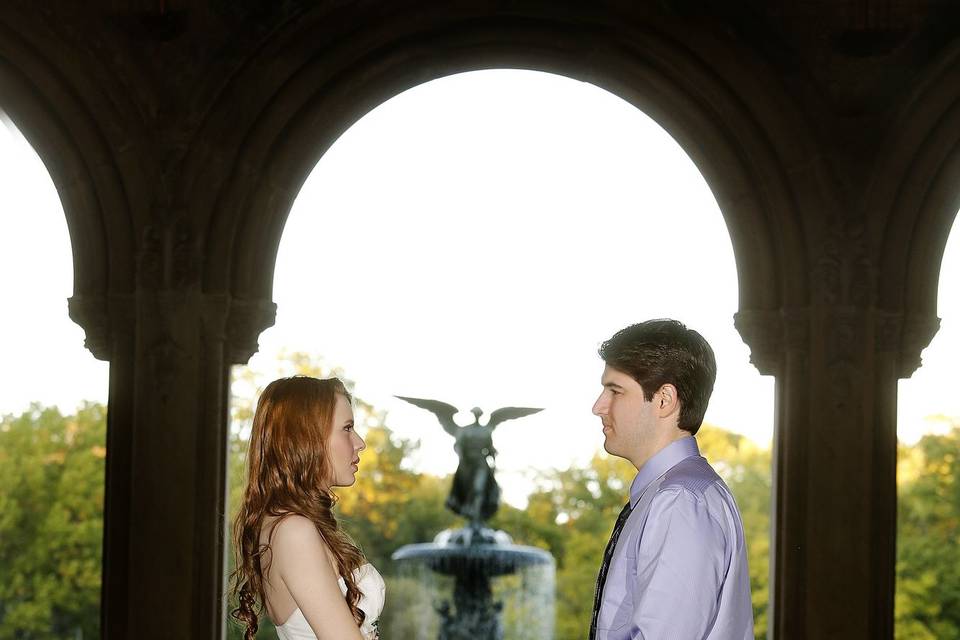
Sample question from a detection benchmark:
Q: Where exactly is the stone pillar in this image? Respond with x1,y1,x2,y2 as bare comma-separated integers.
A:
69,220,275,639
736,221,940,640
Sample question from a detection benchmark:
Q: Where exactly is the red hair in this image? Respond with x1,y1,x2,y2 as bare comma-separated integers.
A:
229,376,366,638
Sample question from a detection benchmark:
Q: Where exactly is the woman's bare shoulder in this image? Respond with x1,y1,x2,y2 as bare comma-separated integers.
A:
267,514,322,547
266,514,337,568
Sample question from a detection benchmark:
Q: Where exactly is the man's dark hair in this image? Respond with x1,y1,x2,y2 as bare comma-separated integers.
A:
598,319,717,435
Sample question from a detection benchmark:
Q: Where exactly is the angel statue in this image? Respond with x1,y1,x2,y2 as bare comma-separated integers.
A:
396,396,542,529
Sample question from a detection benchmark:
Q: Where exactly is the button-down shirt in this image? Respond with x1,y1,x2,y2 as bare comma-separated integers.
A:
595,436,754,639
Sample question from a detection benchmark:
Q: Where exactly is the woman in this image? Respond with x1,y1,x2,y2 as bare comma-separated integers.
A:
230,376,385,640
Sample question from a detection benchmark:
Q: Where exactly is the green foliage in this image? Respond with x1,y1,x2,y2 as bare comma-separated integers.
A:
0,403,105,640
5,360,960,640
896,420,960,640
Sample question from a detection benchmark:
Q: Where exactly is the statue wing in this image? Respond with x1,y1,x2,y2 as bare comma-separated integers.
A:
485,406,543,430
395,396,461,437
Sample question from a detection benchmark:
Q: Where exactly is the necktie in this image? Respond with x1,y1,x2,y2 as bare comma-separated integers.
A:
589,501,634,639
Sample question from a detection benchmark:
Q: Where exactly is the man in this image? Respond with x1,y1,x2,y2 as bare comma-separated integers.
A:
589,319,753,639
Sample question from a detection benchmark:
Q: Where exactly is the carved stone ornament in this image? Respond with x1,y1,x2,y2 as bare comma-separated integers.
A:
814,218,875,307
822,309,867,424
138,224,164,290
828,358,862,416
67,294,111,360
734,307,813,376
225,297,277,365
136,216,200,290
899,312,941,379
170,217,200,288
148,333,187,405
734,309,783,375
825,312,860,368
874,312,903,353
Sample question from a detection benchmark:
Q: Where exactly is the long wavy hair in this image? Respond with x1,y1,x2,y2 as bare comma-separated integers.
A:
229,376,366,639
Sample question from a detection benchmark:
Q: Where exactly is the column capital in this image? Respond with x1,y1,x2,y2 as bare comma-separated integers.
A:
734,307,810,376
68,291,275,364
67,293,111,360
68,293,136,361
735,306,941,381
899,312,941,379
225,296,277,364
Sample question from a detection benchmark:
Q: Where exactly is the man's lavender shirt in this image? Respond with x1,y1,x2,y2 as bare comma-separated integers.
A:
595,436,754,639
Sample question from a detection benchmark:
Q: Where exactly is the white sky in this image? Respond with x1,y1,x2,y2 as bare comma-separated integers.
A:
2,70,959,504
0,110,109,410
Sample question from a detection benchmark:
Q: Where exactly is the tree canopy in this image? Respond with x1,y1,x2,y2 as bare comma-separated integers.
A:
1,357,958,639
0,404,105,640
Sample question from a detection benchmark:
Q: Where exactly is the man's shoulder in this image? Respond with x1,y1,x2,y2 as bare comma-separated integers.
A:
658,455,724,499
649,457,744,542
653,456,745,535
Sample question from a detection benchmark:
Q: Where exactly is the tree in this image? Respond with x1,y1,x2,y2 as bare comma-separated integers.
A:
896,419,960,639
8,350,956,640
0,403,106,640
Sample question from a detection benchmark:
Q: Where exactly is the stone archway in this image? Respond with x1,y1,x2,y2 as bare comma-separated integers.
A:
197,17,811,314
0,21,142,638
0,25,134,355
4,3,960,638
873,43,960,370
201,10,817,639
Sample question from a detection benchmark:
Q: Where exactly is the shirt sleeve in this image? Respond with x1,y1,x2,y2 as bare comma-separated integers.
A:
628,487,730,639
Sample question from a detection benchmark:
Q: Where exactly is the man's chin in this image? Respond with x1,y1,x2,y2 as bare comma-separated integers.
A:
602,438,618,457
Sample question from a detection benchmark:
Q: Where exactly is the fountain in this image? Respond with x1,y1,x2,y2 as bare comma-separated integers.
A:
391,397,555,640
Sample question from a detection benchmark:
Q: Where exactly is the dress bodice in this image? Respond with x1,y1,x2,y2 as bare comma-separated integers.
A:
274,563,385,640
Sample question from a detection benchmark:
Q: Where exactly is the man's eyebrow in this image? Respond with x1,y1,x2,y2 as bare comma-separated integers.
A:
602,381,624,389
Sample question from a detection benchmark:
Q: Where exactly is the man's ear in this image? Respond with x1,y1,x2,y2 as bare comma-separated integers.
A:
656,383,680,418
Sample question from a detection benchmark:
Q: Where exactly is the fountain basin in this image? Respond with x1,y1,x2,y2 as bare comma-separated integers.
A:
389,527,555,639
393,540,553,577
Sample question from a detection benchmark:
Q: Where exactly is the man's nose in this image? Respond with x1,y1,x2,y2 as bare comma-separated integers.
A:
592,395,607,416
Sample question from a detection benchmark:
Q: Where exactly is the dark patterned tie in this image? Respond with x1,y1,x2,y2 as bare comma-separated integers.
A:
588,501,634,639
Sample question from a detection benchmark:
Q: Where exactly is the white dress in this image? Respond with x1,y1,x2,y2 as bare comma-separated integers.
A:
275,563,385,640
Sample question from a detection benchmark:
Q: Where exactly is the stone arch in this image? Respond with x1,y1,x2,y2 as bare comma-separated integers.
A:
872,42,960,376
189,8,821,367
5,5,948,638
0,18,139,359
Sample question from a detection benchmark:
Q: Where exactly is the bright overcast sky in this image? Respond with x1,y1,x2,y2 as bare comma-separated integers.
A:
2,70,959,503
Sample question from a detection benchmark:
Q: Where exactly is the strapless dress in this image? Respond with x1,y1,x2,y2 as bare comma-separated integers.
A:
275,563,385,640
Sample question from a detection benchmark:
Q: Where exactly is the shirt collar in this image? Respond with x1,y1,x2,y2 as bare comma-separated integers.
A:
628,436,700,507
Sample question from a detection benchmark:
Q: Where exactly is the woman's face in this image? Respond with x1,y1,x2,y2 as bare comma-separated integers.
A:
325,393,366,488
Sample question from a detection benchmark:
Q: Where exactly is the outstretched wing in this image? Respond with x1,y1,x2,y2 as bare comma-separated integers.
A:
395,396,461,437
485,406,543,430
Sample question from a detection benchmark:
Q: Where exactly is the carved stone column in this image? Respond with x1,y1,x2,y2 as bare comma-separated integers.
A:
736,220,939,640
69,220,275,640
